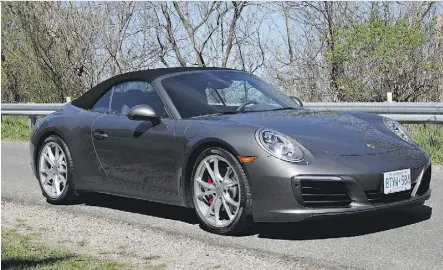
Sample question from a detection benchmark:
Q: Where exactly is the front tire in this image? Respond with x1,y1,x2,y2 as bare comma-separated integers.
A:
191,147,253,235
37,135,78,204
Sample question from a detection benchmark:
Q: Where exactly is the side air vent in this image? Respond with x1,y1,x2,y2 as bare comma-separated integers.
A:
300,180,352,208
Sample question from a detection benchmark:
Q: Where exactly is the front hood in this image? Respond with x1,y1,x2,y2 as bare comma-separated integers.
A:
203,109,414,156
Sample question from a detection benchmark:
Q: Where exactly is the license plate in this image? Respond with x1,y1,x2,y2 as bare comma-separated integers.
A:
383,169,411,194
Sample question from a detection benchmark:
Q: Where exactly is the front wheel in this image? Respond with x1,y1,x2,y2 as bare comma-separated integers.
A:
191,147,253,235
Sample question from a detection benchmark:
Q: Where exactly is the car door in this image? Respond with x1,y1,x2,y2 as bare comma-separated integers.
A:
75,87,116,191
91,80,178,197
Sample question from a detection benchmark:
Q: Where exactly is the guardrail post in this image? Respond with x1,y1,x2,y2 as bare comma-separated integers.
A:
29,115,36,128
387,92,393,102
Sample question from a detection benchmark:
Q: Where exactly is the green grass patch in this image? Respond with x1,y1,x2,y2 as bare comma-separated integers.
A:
1,228,127,269
1,116,31,141
406,124,443,165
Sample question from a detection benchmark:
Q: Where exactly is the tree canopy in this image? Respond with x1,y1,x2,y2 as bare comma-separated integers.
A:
2,1,442,103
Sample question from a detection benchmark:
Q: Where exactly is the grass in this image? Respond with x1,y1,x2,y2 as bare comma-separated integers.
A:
406,124,443,164
1,228,126,270
1,116,32,141
1,115,442,164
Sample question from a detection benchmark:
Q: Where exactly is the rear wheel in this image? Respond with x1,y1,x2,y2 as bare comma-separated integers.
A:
191,147,252,235
37,135,78,204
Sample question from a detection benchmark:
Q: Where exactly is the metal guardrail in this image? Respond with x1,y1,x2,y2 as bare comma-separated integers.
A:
1,102,443,127
304,102,443,114
1,103,65,127
2,103,63,112
303,102,443,124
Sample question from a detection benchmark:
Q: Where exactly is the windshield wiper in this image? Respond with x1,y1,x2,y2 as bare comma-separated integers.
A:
191,111,239,118
220,111,240,115
268,107,296,111
191,107,296,118
250,107,296,113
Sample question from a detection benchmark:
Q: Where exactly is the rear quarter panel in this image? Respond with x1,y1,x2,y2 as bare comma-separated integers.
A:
31,105,102,190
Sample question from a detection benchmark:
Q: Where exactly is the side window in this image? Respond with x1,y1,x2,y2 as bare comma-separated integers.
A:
109,81,168,118
91,89,113,113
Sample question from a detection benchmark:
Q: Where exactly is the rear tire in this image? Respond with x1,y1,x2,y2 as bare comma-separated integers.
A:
37,135,78,204
191,147,253,235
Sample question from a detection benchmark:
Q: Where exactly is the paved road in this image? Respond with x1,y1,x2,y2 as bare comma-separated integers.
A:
2,141,442,269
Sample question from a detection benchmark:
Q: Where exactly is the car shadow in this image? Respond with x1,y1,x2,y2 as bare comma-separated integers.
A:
77,193,432,240
252,205,432,240
80,193,199,225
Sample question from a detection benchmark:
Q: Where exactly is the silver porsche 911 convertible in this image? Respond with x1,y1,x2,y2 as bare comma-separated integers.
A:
30,67,432,235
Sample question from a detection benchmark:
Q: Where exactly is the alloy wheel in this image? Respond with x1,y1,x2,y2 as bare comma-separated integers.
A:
193,155,241,227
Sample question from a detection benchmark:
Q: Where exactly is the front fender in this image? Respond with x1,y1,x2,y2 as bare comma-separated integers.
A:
174,120,260,203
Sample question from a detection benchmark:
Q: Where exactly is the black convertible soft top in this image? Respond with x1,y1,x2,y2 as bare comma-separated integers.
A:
71,67,233,110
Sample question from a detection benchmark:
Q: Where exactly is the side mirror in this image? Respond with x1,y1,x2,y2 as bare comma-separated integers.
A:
290,96,303,107
127,104,160,123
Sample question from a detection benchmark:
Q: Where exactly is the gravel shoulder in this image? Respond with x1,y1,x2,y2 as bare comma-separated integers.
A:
2,227,128,270
2,200,334,270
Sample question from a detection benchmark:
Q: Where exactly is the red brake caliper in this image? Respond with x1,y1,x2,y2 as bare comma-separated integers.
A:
207,176,214,205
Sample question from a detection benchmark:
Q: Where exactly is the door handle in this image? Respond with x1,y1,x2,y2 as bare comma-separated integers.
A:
93,131,108,140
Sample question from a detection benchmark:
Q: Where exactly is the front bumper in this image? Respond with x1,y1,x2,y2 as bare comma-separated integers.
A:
258,189,431,222
246,147,432,222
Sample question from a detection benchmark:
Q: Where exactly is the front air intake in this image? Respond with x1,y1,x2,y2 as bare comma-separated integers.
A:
300,180,352,208
364,184,415,204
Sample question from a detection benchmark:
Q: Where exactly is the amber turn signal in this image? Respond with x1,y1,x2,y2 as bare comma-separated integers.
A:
238,156,257,163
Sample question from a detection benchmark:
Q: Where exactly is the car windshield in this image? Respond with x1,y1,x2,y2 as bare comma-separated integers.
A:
160,70,299,119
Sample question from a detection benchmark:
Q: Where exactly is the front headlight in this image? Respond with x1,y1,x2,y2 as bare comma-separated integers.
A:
255,128,304,162
382,117,412,143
